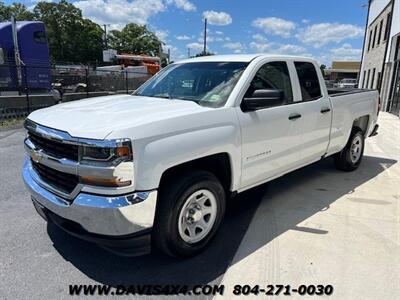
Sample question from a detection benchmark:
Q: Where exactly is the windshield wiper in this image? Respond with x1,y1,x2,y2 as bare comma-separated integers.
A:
153,94,171,99
174,97,203,106
137,94,203,106
136,94,171,99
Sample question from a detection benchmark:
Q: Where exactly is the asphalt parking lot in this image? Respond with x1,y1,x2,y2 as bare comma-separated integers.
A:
0,112,399,300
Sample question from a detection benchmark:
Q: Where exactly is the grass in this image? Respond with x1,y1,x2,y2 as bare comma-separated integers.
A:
0,117,25,129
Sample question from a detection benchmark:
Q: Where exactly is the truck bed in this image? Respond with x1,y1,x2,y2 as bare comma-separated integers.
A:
328,88,373,97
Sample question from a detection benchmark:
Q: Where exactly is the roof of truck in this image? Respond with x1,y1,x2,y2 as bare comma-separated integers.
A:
177,54,315,64
0,21,45,31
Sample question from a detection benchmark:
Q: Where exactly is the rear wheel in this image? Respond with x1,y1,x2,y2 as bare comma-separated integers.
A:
75,86,86,93
334,128,365,171
153,170,226,257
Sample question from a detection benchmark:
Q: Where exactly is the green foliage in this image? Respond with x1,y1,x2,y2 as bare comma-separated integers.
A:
0,1,35,21
78,19,105,63
0,1,163,64
109,23,161,56
33,0,103,63
320,64,327,76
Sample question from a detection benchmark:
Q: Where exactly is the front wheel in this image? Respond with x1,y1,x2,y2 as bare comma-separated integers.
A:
153,170,226,258
334,128,365,171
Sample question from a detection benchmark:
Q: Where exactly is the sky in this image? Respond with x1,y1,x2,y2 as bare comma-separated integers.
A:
13,0,369,66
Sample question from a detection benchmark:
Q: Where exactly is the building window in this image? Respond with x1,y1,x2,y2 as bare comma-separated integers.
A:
395,36,400,61
377,19,383,45
366,69,371,89
388,61,399,101
371,68,376,89
372,25,377,48
377,72,382,91
368,29,373,51
363,70,366,88
384,12,391,41
388,37,400,104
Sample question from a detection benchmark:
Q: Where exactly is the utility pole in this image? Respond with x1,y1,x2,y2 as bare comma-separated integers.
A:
11,16,23,88
203,18,207,55
167,48,171,64
187,48,191,58
102,24,110,49
159,43,163,62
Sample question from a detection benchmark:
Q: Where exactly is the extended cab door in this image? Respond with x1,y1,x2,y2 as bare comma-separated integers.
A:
237,60,304,190
293,61,332,163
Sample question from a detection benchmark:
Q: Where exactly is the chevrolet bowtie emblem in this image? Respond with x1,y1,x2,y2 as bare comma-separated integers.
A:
31,150,43,163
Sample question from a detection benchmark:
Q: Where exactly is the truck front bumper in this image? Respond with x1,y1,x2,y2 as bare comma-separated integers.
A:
22,159,157,255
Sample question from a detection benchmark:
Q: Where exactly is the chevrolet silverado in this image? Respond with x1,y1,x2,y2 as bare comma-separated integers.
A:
22,54,380,257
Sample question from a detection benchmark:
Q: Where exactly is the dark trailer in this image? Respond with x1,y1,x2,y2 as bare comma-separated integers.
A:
0,21,51,92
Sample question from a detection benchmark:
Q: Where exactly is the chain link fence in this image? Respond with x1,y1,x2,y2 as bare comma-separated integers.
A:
0,64,152,122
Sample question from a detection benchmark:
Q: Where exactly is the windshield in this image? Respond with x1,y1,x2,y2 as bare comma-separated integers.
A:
134,62,248,107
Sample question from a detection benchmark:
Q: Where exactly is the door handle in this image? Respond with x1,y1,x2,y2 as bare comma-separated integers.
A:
288,113,302,120
320,107,331,113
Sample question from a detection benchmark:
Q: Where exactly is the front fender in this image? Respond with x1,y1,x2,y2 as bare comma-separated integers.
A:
133,124,241,191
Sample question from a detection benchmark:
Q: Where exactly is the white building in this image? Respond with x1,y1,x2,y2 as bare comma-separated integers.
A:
359,0,400,115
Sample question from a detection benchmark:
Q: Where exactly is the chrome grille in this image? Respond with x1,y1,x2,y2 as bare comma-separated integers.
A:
31,161,79,195
28,131,79,161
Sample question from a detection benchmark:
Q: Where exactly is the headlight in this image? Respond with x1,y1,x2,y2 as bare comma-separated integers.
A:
79,139,134,188
81,145,131,162
82,146,113,161
80,139,132,163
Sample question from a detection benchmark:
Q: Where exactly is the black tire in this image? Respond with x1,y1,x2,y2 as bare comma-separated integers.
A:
334,128,365,172
153,170,226,258
75,86,86,93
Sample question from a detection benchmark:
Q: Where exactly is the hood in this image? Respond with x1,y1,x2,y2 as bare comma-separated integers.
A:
28,95,210,139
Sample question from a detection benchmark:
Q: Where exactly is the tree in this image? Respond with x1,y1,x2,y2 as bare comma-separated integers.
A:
320,64,327,76
109,23,161,56
1,1,162,64
75,19,104,63
32,0,104,63
195,51,214,57
0,1,35,21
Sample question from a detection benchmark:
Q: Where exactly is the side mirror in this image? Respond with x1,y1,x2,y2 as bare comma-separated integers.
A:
241,89,283,111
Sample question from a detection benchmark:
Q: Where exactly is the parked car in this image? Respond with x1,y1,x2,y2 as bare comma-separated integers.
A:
337,78,358,88
324,80,336,88
22,54,380,257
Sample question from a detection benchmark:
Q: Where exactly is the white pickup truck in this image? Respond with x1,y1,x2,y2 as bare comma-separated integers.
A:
23,54,380,257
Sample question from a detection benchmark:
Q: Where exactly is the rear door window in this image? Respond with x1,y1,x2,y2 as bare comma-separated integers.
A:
294,62,322,101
